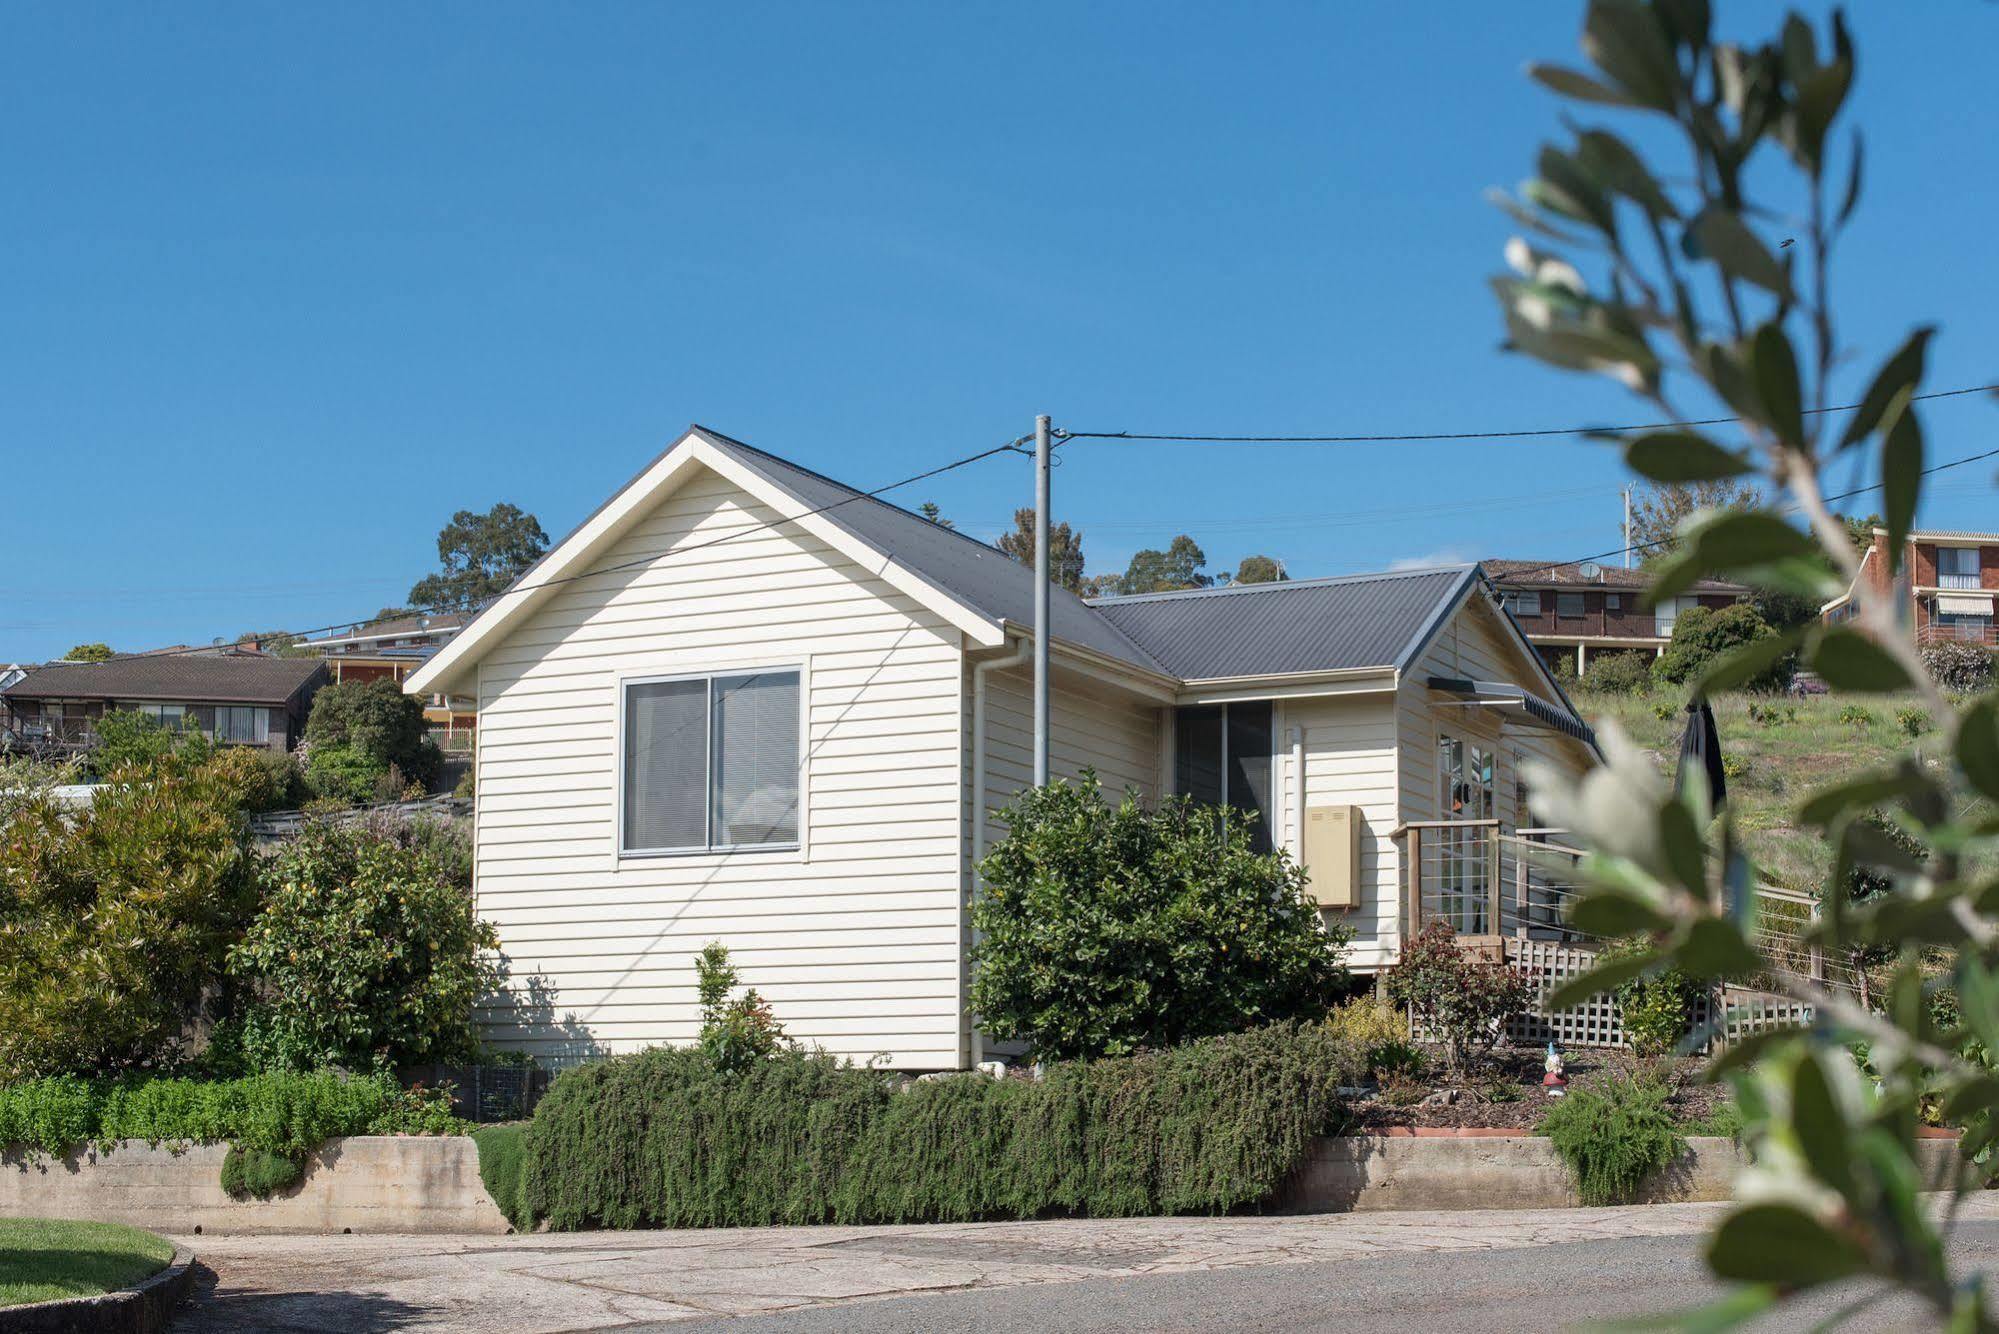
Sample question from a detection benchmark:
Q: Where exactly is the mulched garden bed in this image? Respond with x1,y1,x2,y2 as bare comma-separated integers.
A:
1340,1046,1731,1133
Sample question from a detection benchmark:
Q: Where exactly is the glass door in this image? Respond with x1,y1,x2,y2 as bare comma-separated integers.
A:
1435,734,1494,934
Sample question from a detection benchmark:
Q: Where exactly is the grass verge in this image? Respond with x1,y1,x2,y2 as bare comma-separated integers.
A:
0,1216,175,1308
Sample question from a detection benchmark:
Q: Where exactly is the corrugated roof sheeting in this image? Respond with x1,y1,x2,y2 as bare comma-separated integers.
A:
1088,567,1472,680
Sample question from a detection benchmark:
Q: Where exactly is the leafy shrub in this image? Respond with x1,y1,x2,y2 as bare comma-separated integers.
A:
1383,922,1530,1081
89,710,182,775
1896,707,1932,739
517,1022,1364,1230
1651,701,1676,722
227,816,498,1073
471,1123,530,1228
205,746,305,813
303,679,440,795
1745,701,1798,727
1601,939,1703,1058
0,1071,466,1160
1839,704,1876,729
1325,997,1407,1050
1580,651,1653,696
1655,604,1793,691
1366,1039,1427,1081
970,774,1350,1059
220,1146,303,1199
1919,640,1994,693
304,742,388,804
0,751,259,1081
695,944,788,1074
1540,1072,1684,1206
1721,753,1750,781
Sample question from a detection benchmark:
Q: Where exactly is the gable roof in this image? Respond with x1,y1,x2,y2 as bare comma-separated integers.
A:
1087,567,1477,680
1,654,327,706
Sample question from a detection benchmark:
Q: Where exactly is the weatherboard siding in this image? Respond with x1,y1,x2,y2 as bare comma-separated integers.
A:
473,466,967,1069
1273,694,1402,970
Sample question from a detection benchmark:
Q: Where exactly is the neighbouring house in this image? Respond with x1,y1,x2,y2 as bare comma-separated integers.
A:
1484,558,1751,677
407,426,1601,1071
0,664,29,694
0,654,329,756
1823,528,1999,648
298,612,477,749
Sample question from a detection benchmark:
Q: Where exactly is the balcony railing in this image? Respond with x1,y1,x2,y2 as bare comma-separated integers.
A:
1400,821,1590,947
1917,623,1998,648
0,717,100,753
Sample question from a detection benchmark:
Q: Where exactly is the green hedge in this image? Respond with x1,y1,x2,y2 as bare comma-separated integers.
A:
470,1124,529,1228
516,1022,1363,1230
0,1071,465,1160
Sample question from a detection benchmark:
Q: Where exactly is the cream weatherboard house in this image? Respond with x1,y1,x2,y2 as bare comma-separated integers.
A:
406,426,1600,1071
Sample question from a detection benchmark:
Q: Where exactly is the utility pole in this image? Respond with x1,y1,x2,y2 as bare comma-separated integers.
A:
1033,414,1051,787
1623,486,1633,568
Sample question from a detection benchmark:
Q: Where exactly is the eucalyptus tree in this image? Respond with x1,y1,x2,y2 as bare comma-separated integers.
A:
1494,2,1997,1324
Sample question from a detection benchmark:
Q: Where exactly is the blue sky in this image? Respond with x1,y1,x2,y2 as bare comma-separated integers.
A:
4,3,1994,661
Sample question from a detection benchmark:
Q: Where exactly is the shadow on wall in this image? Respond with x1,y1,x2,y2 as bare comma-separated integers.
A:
489,964,609,1066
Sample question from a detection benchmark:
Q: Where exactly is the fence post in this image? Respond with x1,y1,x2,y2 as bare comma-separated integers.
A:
1405,826,1423,940
1514,841,1529,941
1486,826,1502,940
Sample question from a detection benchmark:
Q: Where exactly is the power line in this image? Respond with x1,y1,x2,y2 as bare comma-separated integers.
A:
1057,382,1999,446
1499,444,1999,582
111,434,1031,662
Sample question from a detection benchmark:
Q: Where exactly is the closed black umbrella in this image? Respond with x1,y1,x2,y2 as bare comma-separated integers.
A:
1674,695,1727,813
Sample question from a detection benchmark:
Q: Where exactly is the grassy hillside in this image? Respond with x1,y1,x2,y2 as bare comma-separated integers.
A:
1567,689,1934,893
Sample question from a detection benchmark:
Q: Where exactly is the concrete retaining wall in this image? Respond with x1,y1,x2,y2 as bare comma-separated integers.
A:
1,1132,1966,1233
0,1137,509,1236
1279,1132,1966,1213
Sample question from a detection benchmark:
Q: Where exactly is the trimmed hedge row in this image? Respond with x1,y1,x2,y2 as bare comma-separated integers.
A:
508,1022,1363,1230
0,1071,464,1161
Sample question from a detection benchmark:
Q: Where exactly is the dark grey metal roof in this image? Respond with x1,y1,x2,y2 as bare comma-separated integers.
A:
1,655,328,705
1086,567,1477,680
689,428,1171,674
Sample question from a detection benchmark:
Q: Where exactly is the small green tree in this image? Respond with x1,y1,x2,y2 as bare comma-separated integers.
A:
407,503,550,612
227,815,496,1072
970,773,1349,1059
996,508,1087,593
303,678,440,799
693,943,788,1074
1120,536,1212,595
1383,922,1531,1081
61,643,115,663
90,710,184,774
1232,555,1288,585
1653,603,1792,690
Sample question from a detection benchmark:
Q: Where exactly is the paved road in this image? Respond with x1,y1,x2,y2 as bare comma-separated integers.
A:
172,1198,1999,1332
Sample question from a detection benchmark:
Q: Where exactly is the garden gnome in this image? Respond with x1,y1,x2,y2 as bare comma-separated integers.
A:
1543,1041,1566,1097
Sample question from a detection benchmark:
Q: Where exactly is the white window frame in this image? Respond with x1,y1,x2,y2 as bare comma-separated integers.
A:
616,663,805,859
1503,590,1541,618
1654,595,1695,636
1938,546,1981,591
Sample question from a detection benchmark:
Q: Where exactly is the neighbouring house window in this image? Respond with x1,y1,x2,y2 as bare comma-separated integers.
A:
1174,701,1274,854
1502,590,1541,617
1654,595,1697,636
622,669,800,854
1939,547,1981,590
1556,592,1586,620
213,705,270,745
135,703,187,730
1937,612,1992,643
1606,594,1621,610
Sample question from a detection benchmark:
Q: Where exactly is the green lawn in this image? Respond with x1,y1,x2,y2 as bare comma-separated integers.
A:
0,1217,176,1308
1568,689,1947,892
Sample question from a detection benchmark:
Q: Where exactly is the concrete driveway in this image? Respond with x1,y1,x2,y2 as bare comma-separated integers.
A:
171,1196,1999,1332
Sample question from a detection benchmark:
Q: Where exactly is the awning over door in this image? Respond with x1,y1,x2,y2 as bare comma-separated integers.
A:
1425,676,1597,746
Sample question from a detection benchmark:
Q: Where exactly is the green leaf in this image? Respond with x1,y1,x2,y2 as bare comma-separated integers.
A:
1705,1203,1865,1288
1838,327,1932,449
1545,949,1656,1012
1955,697,1999,803
1694,625,1808,696
1575,129,1679,221
1690,208,1794,300
1652,0,1710,52
1881,392,1924,561
1570,888,1672,938
1649,511,1817,602
1582,0,1679,111
1708,1027,1804,1078
1528,63,1643,107
1599,1284,1779,1333
1837,130,1864,227
1750,323,1804,445
1675,917,1761,980
1624,431,1754,483
1536,145,1618,237
1810,626,1914,693
1789,1050,1857,1199
1657,796,1709,897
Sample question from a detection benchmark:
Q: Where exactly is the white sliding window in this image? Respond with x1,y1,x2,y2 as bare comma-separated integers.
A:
622,669,800,854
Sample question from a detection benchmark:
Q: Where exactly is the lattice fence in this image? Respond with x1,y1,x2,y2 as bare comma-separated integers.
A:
1499,937,1811,1052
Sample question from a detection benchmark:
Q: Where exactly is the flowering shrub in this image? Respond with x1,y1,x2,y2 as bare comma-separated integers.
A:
1383,922,1530,1080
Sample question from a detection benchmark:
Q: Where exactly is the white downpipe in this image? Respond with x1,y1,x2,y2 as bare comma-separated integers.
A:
1291,724,1306,860
968,635,1032,1068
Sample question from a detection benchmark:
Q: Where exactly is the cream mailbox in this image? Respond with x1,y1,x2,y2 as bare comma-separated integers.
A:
1302,804,1361,908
